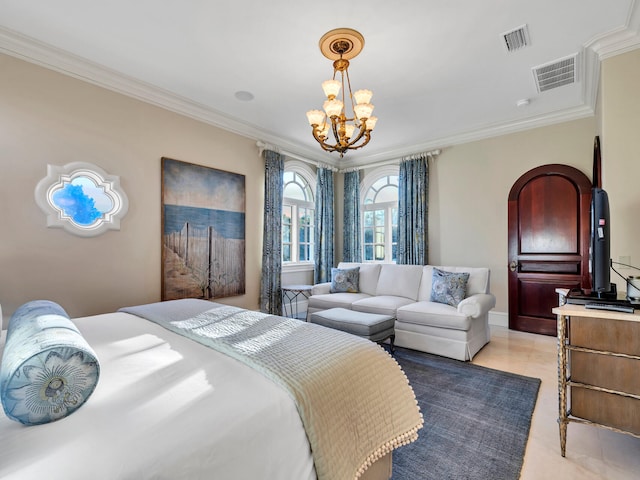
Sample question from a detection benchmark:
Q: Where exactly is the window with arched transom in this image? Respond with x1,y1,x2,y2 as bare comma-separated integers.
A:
361,166,399,263
282,162,315,266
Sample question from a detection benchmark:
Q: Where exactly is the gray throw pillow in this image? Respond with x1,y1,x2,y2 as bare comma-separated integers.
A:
330,267,360,293
430,268,470,307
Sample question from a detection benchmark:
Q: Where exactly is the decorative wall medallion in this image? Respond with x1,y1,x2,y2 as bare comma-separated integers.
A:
35,162,128,237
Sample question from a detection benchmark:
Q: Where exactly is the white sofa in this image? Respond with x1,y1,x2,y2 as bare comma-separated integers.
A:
307,262,496,361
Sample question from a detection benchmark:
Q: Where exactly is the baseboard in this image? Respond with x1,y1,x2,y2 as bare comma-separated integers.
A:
489,310,508,328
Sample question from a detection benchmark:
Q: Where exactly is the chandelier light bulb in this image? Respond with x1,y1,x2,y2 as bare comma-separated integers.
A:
322,79,341,99
344,124,356,139
366,116,378,131
323,98,343,118
353,89,373,105
354,103,374,120
306,109,326,126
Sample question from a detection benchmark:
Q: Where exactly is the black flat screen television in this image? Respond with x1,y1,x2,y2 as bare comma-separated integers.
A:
590,187,613,297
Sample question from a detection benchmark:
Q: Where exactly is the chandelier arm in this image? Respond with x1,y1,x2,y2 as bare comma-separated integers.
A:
327,117,339,146
312,125,336,152
311,124,340,153
344,124,371,149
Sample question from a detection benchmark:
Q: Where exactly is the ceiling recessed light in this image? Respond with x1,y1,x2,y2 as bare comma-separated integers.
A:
234,91,254,101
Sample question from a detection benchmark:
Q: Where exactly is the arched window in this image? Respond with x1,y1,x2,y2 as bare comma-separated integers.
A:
361,166,399,263
282,161,315,266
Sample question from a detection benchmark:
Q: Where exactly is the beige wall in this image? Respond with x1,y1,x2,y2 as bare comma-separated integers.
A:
0,53,264,319
600,48,640,293
422,118,596,313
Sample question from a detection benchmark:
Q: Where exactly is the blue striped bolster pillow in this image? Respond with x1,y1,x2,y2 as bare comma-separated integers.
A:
0,300,100,425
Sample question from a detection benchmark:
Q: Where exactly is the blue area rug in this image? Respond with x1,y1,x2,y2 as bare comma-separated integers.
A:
391,347,541,480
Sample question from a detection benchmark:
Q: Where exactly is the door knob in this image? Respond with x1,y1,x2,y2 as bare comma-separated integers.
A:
509,261,518,272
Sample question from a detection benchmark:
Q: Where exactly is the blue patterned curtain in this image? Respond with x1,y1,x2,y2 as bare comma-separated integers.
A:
343,170,362,262
398,155,429,265
314,167,335,284
259,150,284,314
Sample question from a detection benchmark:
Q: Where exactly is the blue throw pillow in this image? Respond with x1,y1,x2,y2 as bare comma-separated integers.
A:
0,300,100,426
430,268,470,307
330,267,360,293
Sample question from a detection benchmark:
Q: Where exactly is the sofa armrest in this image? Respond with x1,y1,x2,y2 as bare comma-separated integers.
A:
457,293,496,318
311,282,332,295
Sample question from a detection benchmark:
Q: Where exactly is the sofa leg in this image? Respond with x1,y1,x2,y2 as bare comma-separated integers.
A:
387,334,395,354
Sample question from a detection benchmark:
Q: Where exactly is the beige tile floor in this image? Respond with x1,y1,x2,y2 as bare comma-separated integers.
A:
471,326,640,480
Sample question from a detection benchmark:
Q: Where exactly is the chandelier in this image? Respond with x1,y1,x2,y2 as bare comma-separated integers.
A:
306,28,377,157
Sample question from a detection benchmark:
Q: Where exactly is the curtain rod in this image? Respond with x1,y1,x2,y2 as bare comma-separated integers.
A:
256,141,440,173
256,141,338,171
339,149,442,172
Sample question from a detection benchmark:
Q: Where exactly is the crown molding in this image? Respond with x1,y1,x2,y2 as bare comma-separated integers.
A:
1,17,638,169
0,26,333,164
588,0,640,59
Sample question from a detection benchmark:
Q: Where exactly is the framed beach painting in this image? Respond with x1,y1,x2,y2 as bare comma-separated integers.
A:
161,157,246,300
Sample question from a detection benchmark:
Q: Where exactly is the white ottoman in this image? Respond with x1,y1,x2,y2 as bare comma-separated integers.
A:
308,308,395,352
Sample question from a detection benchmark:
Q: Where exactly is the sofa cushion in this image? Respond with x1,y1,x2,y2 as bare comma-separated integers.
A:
397,301,473,331
330,266,360,293
307,292,371,311
376,264,424,300
352,296,415,317
430,268,469,307
418,266,490,301
337,262,381,296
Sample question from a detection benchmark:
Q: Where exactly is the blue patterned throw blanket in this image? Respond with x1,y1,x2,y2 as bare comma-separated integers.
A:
121,299,423,480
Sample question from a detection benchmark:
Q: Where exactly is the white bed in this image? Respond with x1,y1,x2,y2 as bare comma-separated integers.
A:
0,300,422,480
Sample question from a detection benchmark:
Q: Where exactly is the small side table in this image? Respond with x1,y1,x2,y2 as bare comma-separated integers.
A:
281,284,313,320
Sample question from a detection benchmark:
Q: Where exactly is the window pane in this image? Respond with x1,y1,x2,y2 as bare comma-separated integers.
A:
372,177,387,191
284,182,305,200
392,244,397,262
364,227,373,243
375,228,385,243
282,225,291,243
392,225,398,243
375,210,384,225
375,245,385,261
364,245,373,261
283,244,291,262
299,209,312,226
376,185,398,203
282,205,292,224
299,225,307,242
363,210,374,226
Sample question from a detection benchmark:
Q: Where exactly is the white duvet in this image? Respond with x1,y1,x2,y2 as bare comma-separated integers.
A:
0,312,316,480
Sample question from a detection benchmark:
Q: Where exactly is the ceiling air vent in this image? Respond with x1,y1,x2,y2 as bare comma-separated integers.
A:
502,25,530,52
532,54,578,93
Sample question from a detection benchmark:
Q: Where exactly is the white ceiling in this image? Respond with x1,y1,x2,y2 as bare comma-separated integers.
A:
1,0,639,167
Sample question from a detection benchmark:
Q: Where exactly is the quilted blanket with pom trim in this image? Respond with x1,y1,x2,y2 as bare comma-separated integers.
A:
121,300,423,480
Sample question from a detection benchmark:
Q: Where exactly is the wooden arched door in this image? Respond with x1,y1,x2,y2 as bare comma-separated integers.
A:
508,164,592,335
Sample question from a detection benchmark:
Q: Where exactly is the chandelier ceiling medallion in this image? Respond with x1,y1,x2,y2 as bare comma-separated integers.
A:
306,28,377,157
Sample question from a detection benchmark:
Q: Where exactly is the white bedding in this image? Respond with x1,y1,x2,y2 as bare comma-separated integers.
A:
0,311,316,480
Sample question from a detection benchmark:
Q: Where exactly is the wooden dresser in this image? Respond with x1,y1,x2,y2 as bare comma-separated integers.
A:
552,303,640,456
